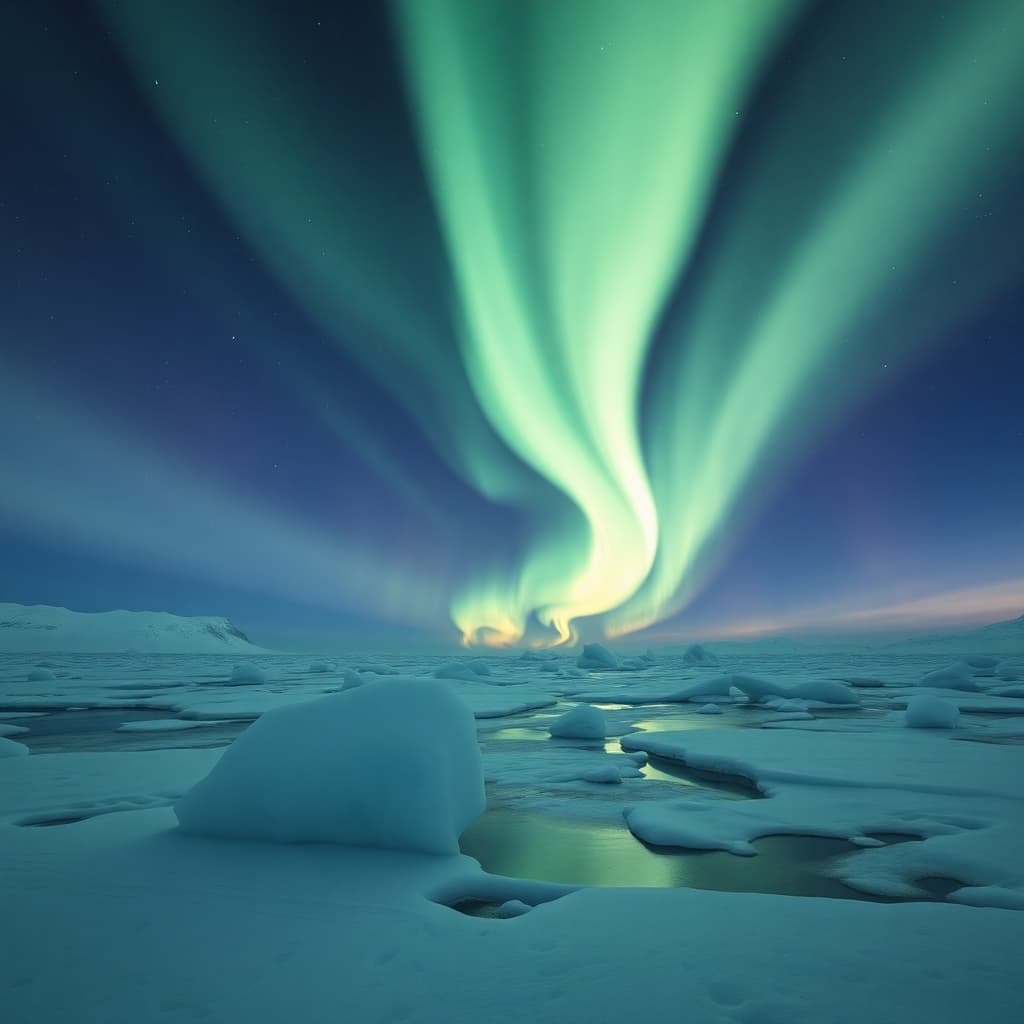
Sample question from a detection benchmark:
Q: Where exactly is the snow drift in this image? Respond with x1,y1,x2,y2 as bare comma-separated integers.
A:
174,678,485,854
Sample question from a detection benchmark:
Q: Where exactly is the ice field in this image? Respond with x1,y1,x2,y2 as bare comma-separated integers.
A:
3,637,1024,1023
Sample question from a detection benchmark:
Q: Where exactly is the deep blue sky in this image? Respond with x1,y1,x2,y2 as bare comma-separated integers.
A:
1,0,1021,650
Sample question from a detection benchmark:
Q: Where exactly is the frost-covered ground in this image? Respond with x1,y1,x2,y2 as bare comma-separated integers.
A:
2,644,1024,1023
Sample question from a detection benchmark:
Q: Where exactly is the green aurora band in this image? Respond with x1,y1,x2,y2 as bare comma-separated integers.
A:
100,0,1023,646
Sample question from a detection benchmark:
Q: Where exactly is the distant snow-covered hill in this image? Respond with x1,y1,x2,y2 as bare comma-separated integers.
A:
888,613,1024,655
0,603,267,654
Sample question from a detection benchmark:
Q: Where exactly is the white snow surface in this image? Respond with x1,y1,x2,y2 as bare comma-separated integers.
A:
904,694,961,728
2,641,1024,1022
576,643,619,670
175,679,486,854
890,613,1024,655
621,723,1024,906
0,736,29,757
0,602,266,654
548,704,608,739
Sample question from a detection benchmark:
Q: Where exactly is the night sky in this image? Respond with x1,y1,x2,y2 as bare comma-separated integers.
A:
1,0,1022,651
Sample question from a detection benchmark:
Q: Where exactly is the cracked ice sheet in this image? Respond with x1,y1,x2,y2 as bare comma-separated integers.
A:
620,727,1024,798
621,726,1024,908
483,742,646,787
1,804,1023,1024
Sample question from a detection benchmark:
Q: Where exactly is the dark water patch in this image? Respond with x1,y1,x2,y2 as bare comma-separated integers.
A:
26,720,248,754
865,832,925,844
20,814,89,827
915,876,964,898
460,806,938,903
14,708,172,738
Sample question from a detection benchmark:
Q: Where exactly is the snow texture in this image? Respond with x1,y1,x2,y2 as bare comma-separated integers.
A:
904,694,961,729
174,679,485,854
547,704,608,739
681,643,720,667
227,663,268,685
0,602,265,654
2,639,1024,1023
919,662,981,691
0,736,29,758
576,643,618,670
667,674,860,706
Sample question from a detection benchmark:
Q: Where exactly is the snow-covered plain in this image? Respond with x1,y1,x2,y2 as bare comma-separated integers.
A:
2,638,1024,1022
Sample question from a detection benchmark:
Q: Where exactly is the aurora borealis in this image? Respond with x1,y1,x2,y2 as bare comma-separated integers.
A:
1,0,1022,648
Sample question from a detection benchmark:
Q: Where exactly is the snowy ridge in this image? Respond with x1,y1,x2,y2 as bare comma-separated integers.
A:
888,613,1024,655
0,603,266,654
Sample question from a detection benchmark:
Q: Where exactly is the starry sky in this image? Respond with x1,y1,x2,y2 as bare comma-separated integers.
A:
1,0,1022,651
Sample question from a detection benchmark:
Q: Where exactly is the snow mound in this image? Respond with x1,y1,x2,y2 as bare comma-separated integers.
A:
435,659,490,681
619,656,653,671
0,736,29,758
116,720,212,733
904,695,960,729
519,649,557,662
174,679,485,855
548,705,607,739
775,699,808,713
681,643,720,667
229,663,267,685
577,643,619,670
919,663,980,692
667,674,859,706
964,654,1000,670
788,680,860,705
341,669,366,689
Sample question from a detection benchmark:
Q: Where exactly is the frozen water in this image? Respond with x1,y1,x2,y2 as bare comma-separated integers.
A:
2,640,1024,1022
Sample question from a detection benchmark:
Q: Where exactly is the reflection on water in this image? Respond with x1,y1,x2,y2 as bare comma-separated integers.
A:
488,726,550,742
630,714,739,733
460,806,912,901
